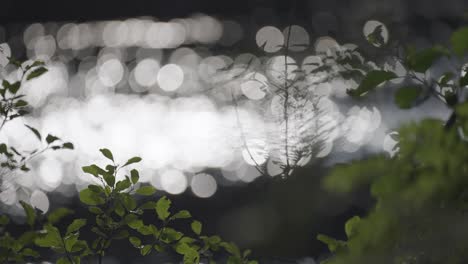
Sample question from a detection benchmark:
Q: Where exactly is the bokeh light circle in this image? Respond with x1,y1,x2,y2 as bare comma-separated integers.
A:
157,64,184,92
191,173,217,198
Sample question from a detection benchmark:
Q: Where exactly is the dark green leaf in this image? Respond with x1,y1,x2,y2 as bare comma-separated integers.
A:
103,174,115,187
130,169,139,184
115,178,131,192
129,236,141,248
191,220,202,235
394,85,423,109
347,70,397,97
344,216,361,238
406,46,449,73
0,215,9,225
82,165,105,177
26,67,48,80
14,100,28,108
122,157,142,167
317,234,346,253
99,148,114,161
171,210,191,220
46,134,59,144
136,185,156,196
62,142,74,149
141,244,152,256
25,125,41,141
66,219,87,234
156,196,171,221
19,201,36,227
47,208,74,224
451,26,468,56
79,188,105,206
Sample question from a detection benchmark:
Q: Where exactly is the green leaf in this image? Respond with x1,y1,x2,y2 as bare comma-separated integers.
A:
46,134,60,144
220,242,241,257
141,244,152,256
14,99,28,107
79,188,105,206
136,185,156,196
82,165,106,177
406,46,449,72
25,125,41,141
21,248,39,257
103,174,115,187
156,196,171,221
64,233,79,251
394,85,423,109
121,193,137,211
0,215,9,225
317,234,346,253
19,201,36,227
171,210,192,220
26,67,48,80
47,208,74,224
129,236,141,248
347,70,397,97
130,169,139,184
451,26,468,57
113,230,129,240
89,206,103,214
344,216,361,238
35,224,62,248
122,156,142,167
62,142,74,149
460,72,468,87
115,178,131,192
66,219,87,234
191,220,202,235
3,81,20,94
99,148,114,162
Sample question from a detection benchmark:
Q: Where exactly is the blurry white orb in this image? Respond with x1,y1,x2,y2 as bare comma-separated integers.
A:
198,56,231,83
38,157,63,190
157,64,184,91
98,58,124,87
190,15,223,44
0,43,11,67
316,141,333,158
30,190,50,213
24,23,45,50
0,181,17,206
265,56,298,85
103,21,129,47
242,139,268,166
363,20,389,47
314,36,339,54
134,58,160,87
256,26,284,53
241,73,269,100
191,173,217,198
302,55,323,75
33,35,56,60
283,25,310,52
160,169,187,195
383,131,399,157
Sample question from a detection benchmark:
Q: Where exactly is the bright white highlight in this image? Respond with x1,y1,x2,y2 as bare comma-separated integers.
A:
157,64,184,91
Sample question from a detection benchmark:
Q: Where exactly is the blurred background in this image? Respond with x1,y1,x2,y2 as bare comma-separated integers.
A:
0,0,467,263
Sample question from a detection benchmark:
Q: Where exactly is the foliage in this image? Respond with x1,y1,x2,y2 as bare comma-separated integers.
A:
1,148,257,263
317,24,468,264
0,54,255,263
